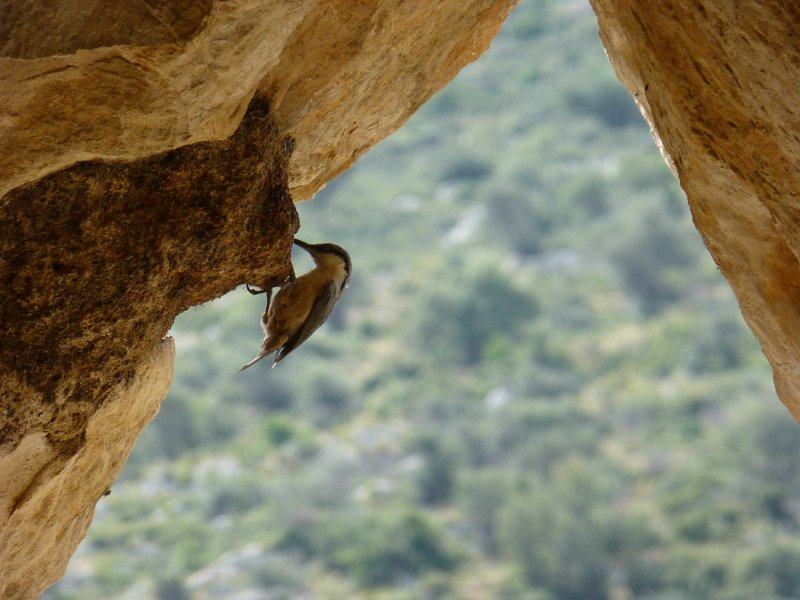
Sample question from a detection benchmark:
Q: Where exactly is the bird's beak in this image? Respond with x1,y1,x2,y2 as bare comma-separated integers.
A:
293,238,315,254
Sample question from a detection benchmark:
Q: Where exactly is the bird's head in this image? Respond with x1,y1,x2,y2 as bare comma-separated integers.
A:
294,239,351,286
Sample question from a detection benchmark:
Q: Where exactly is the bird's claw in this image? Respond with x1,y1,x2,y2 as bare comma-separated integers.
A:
246,284,266,295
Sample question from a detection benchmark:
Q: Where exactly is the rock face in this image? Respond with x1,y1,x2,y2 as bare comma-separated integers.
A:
0,97,298,599
0,1,517,597
0,0,517,201
590,1,800,420
0,339,175,599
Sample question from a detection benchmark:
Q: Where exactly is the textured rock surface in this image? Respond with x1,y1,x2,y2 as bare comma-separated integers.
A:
590,1,800,419
0,0,517,200
0,97,298,599
0,1,517,597
0,339,174,599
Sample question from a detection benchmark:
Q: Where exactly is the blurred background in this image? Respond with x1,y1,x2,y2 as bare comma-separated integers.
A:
45,1,800,599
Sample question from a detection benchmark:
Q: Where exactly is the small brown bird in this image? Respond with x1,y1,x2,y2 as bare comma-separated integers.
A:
240,239,351,370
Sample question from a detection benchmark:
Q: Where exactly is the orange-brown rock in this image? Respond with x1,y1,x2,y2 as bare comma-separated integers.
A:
0,1,517,597
0,97,298,599
0,0,517,201
590,1,800,419
0,339,174,599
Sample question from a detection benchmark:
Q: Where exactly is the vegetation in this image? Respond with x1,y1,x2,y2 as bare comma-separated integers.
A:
45,1,800,599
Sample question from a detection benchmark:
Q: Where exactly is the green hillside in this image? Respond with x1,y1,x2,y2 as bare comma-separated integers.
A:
46,1,800,599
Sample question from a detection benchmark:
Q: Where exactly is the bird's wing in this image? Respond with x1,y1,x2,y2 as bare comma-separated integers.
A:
274,281,338,364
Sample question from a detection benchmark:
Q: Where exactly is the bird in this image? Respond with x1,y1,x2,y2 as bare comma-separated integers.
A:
239,238,351,370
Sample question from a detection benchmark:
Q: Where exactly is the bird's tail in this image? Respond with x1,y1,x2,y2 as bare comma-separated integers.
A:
239,337,284,372
239,351,270,372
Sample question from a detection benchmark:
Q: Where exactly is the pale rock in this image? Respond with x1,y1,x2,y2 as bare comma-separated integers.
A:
0,1,518,597
589,1,800,419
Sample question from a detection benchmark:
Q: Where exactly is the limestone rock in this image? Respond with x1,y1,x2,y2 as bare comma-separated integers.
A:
0,339,174,599
0,0,518,200
0,97,297,599
0,1,518,597
590,1,800,419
